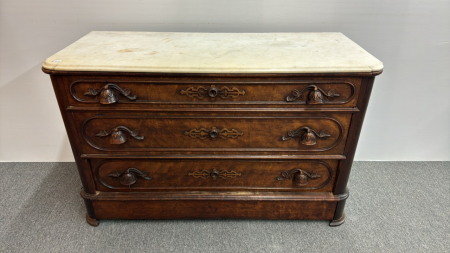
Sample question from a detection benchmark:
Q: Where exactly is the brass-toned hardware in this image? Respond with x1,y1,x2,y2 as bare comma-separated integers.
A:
185,127,243,140
282,126,330,146
95,126,144,144
188,169,242,180
180,85,245,101
286,84,339,104
85,83,137,104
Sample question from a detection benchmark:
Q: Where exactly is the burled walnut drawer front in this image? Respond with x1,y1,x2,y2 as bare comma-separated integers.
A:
66,77,361,107
75,113,351,154
90,159,338,192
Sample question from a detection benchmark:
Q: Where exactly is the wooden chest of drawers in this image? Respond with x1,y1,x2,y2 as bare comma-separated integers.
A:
43,32,382,226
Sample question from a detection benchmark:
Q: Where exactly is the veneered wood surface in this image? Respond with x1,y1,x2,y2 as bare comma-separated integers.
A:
91,158,339,192
69,79,360,106
92,200,337,220
334,76,376,194
58,74,361,108
45,68,378,224
75,112,351,154
84,190,339,220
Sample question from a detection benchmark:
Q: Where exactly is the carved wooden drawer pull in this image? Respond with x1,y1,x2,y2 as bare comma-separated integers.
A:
85,83,137,104
96,126,144,144
282,126,330,145
185,126,243,140
286,84,340,104
277,169,321,186
188,169,242,180
180,84,245,101
108,168,152,187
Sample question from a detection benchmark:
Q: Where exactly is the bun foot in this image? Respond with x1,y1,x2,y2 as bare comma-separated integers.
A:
329,212,345,227
86,214,99,227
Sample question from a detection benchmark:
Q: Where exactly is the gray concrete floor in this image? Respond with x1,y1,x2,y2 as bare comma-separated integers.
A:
0,162,448,253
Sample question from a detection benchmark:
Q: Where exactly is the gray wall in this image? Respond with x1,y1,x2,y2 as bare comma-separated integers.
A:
1,0,449,161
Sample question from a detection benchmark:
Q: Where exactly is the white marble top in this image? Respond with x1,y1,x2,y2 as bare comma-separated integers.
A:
43,31,383,73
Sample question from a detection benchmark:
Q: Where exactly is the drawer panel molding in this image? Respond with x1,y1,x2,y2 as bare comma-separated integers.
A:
80,115,347,153
69,79,359,106
93,159,336,191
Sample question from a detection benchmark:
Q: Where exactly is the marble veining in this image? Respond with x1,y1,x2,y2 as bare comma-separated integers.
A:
42,31,383,73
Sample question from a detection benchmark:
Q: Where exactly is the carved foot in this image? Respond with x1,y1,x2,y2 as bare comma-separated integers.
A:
86,214,99,227
329,212,345,227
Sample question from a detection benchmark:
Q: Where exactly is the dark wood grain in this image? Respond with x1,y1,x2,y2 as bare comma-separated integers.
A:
75,112,351,154
56,74,363,109
334,77,376,194
45,69,379,226
69,79,359,107
81,190,338,220
49,75,96,194
91,158,338,192
331,76,376,225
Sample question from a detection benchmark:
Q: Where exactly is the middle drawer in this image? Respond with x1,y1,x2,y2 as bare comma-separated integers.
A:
75,113,351,154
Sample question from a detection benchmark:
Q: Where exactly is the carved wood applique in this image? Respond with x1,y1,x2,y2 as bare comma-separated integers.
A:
188,169,242,180
185,127,244,140
180,85,245,101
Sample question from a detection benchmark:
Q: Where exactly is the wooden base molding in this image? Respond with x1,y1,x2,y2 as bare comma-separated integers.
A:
81,189,349,224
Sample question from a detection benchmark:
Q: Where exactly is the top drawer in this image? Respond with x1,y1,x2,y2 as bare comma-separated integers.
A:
62,76,361,108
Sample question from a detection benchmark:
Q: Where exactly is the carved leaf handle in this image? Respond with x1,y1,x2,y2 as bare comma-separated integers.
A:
85,83,137,104
277,168,321,186
108,168,152,187
282,126,330,145
286,84,340,104
95,126,144,145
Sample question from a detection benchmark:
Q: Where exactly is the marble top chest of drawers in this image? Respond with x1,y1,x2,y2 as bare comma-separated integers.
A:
42,31,383,226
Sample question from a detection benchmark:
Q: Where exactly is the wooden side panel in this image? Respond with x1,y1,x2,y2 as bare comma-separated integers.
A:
48,75,97,193
335,76,376,194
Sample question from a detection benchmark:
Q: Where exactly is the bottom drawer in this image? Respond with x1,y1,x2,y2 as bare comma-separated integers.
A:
90,194,337,220
90,158,339,192
81,190,343,221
